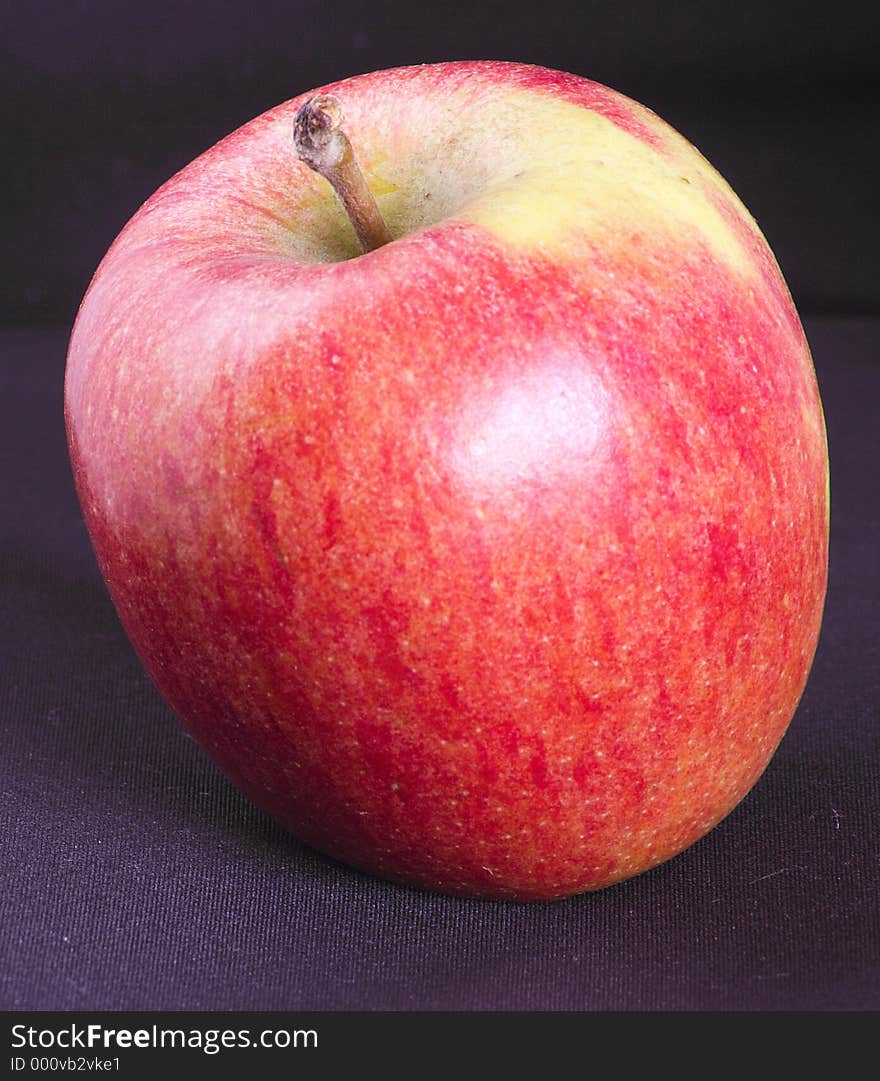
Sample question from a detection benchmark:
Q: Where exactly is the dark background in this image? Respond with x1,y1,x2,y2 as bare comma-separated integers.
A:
2,1,878,1011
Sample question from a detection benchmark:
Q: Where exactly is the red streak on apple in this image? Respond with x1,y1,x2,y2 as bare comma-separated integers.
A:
65,62,828,899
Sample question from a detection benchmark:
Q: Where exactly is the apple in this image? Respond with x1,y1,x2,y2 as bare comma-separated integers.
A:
64,61,828,900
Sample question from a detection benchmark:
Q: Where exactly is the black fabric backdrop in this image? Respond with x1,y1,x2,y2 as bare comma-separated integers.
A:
2,2,878,1011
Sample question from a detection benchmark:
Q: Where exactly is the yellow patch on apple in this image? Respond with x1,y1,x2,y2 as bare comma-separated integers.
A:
456,92,753,273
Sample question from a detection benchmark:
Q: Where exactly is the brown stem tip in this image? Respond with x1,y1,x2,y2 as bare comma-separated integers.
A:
292,94,391,254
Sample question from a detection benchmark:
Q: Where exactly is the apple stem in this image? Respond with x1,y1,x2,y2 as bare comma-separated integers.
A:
292,95,392,254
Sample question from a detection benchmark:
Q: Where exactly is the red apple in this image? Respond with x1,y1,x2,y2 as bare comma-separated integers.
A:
64,61,828,900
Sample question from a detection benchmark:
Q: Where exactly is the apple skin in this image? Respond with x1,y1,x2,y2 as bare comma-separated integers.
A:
65,62,828,900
